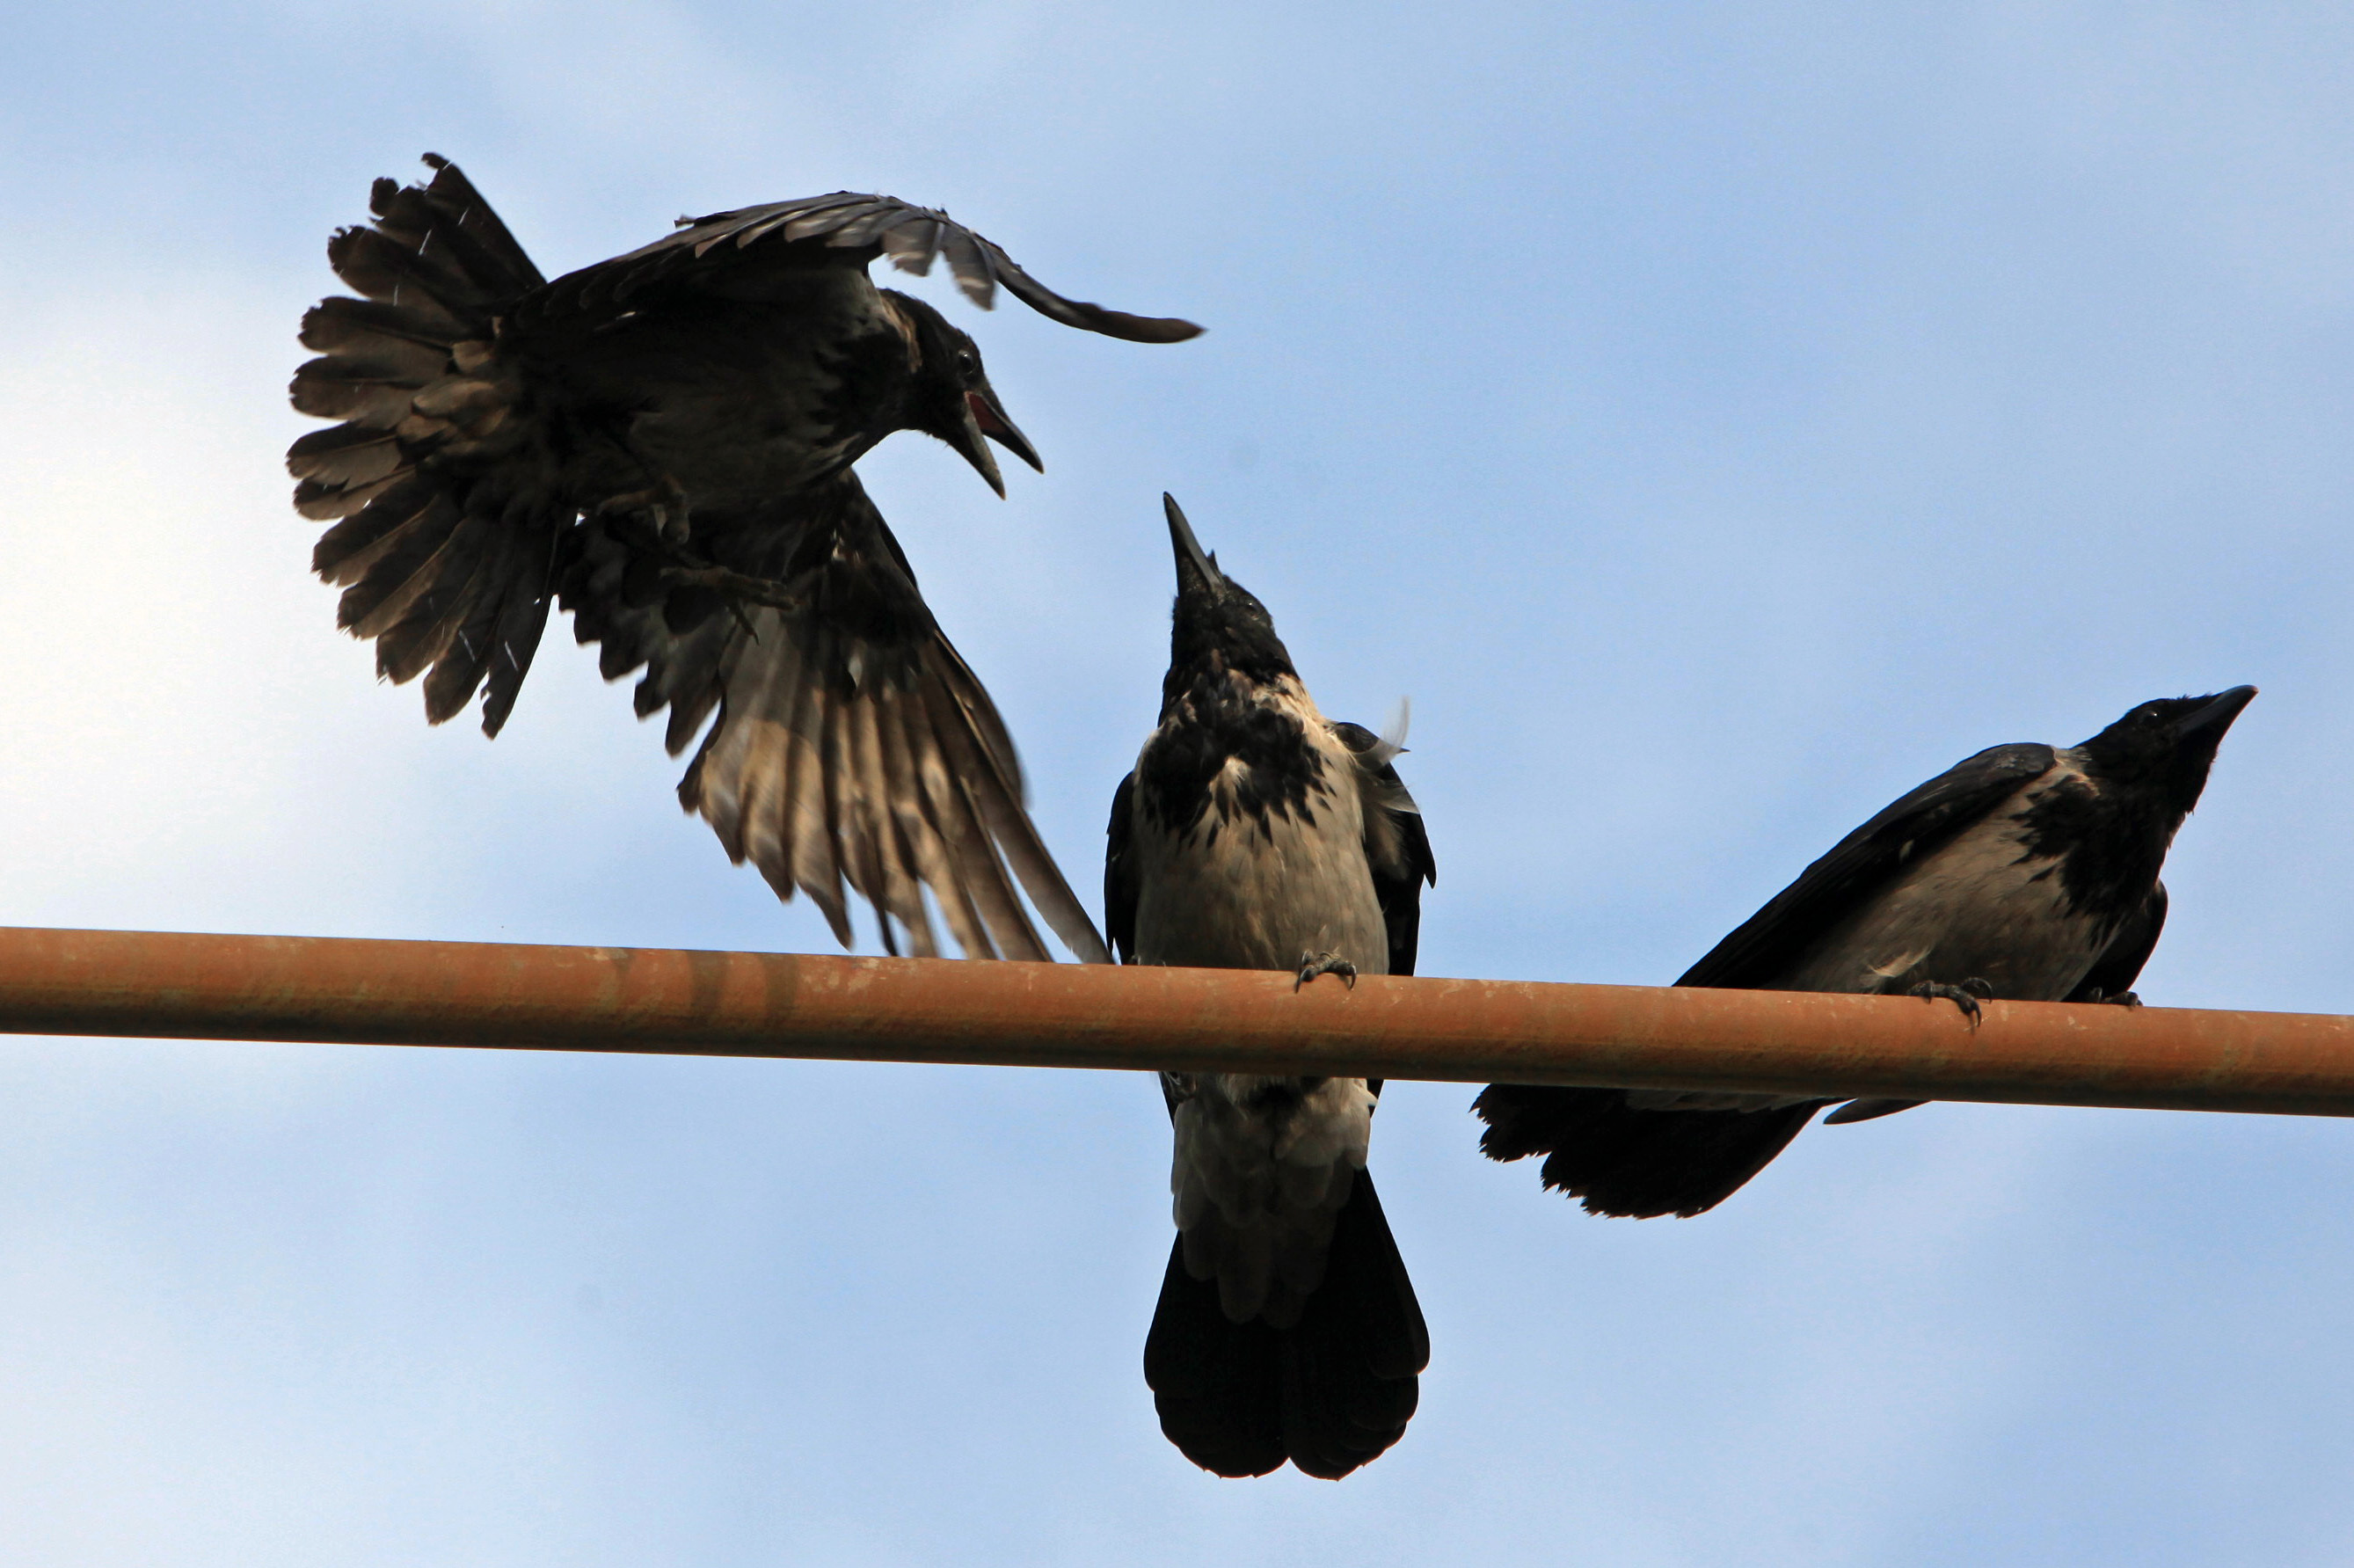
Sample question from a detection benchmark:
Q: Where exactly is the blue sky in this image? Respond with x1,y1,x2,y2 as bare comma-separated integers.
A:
4,2,2354,1563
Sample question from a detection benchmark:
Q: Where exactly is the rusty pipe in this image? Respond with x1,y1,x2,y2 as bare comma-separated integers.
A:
0,924,2347,1115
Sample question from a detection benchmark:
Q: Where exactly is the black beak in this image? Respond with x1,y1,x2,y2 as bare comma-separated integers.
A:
943,384,1040,500
2172,685,2257,748
941,386,1036,498
1164,493,1223,599
944,398,1004,496
969,387,1041,473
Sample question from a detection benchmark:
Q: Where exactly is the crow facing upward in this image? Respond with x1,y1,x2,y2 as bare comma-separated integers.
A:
290,157,1198,959
1476,686,2256,1220
1105,496,1435,1479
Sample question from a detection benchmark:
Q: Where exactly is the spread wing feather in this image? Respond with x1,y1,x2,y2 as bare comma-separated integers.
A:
560,476,1110,962
523,191,1202,343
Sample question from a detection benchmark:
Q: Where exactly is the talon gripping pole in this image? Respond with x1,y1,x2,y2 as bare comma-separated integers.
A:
0,925,2348,1116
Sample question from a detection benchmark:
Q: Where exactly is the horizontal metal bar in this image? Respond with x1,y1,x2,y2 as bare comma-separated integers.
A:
0,925,2347,1115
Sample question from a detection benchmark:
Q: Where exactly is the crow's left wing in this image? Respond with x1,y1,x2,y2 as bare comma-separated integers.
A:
1330,722,1436,980
562,473,1107,962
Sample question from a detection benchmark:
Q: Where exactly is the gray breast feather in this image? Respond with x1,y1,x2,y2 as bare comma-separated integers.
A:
1130,750,1388,975
1781,782,2109,1000
1131,711,1390,1326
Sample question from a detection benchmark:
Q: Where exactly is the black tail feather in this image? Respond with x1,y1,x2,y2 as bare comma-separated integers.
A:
1474,1085,1823,1219
288,422,407,498
1144,1170,1426,1479
294,157,565,735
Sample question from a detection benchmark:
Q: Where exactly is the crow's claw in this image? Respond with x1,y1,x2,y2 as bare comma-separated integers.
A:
1294,951,1359,991
1910,977,1995,1028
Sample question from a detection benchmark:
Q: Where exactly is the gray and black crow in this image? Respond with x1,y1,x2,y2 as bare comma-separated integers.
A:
1104,496,1435,1479
1476,686,2256,1219
290,157,1197,959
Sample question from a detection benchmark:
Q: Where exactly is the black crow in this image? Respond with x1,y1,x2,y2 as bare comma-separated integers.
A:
290,157,1196,958
1105,496,1435,1478
1476,686,2256,1219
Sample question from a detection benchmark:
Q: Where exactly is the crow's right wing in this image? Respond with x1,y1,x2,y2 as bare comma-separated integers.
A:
525,192,1203,343
2069,881,2168,1003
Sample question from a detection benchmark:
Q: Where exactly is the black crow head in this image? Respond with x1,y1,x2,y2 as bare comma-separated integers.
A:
2077,686,2256,814
892,292,1040,496
1161,494,1296,704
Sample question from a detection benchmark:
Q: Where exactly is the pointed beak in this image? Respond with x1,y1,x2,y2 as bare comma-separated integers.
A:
944,399,1006,497
1164,492,1223,598
969,388,1040,473
2173,685,2256,747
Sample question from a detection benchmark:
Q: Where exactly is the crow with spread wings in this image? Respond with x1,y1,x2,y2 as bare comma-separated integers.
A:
289,157,1198,960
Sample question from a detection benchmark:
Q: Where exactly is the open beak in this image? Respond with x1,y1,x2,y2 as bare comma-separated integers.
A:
946,387,1040,499
944,404,1004,497
2172,684,2257,747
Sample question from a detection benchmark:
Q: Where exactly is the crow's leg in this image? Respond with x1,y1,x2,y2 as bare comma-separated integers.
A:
1295,952,1359,991
654,564,804,612
1910,976,1995,1027
597,425,696,547
596,487,799,637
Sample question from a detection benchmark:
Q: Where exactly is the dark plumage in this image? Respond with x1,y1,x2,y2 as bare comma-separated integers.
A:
1476,687,2256,1219
291,157,1197,956
558,474,1094,958
1106,497,1435,1478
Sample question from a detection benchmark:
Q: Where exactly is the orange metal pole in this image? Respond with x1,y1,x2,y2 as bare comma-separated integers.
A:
0,924,2346,1115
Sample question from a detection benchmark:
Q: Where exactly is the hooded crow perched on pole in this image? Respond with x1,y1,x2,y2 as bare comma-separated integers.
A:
288,157,1198,959
1476,686,2256,1220
1104,496,1435,1479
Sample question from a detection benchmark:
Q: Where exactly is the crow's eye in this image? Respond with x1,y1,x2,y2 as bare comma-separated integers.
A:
956,348,978,376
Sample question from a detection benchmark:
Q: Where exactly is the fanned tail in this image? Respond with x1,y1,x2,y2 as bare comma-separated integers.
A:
290,156,565,735
1144,1171,1426,1479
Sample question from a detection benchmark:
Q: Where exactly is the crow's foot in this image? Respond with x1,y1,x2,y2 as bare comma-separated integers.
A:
637,560,805,641
2081,988,2143,1008
1910,976,1995,1027
658,565,803,613
1294,952,1359,992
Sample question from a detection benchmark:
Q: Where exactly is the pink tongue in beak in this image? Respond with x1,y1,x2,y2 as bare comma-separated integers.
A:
966,390,1041,472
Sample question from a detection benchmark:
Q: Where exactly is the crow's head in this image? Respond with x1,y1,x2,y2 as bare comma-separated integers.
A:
892,293,1040,496
1161,493,1297,701
2078,686,2256,815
